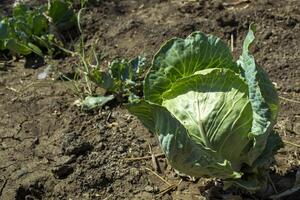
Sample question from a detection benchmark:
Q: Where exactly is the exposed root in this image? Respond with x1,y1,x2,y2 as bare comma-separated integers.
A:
283,140,300,148
125,153,165,161
223,0,251,7
279,96,300,104
157,179,182,197
145,167,171,186
148,143,160,172
0,177,8,198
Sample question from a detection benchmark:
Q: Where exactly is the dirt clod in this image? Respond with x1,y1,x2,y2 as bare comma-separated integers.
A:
52,165,74,179
62,137,93,156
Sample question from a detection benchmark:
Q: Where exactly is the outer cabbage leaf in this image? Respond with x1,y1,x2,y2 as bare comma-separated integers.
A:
0,20,9,40
32,14,48,35
0,41,5,50
128,100,243,179
13,4,27,17
48,0,76,31
6,39,32,55
144,32,237,104
237,24,280,166
81,95,115,110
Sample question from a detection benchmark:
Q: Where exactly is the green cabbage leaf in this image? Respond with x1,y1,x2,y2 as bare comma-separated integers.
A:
128,25,282,190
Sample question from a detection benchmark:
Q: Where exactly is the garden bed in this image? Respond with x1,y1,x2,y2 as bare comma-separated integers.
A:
0,0,299,199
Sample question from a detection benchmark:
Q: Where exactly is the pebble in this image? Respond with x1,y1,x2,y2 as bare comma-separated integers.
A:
95,142,106,151
117,146,125,153
263,31,272,40
16,167,28,178
106,186,114,193
56,155,76,165
144,185,154,192
294,122,300,134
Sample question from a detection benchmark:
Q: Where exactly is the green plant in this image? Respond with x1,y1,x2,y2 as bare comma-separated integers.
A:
0,0,76,56
69,6,148,110
128,25,283,191
89,56,147,100
76,55,147,110
48,0,77,31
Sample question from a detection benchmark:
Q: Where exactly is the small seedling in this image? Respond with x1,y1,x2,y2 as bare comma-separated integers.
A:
78,55,148,110
68,7,148,110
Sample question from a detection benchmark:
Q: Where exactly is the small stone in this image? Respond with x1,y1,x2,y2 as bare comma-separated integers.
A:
125,115,132,122
106,186,114,193
16,167,28,178
33,136,39,145
286,17,297,27
285,121,294,133
263,31,272,39
294,123,300,134
144,185,154,192
117,146,125,153
134,192,153,199
95,142,105,151
56,155,76,165
133,189,140,194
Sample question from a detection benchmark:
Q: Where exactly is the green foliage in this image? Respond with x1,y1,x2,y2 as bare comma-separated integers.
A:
128,26,283,191
78,55,147,110
0,0,76,56
101,56,147,95
81,95,115,110
68,4,148,110
48,0,77,31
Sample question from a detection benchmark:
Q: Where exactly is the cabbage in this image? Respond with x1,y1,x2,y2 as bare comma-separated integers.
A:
128,25,282,190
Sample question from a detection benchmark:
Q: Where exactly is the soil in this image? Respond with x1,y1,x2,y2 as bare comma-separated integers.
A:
1,0,300,200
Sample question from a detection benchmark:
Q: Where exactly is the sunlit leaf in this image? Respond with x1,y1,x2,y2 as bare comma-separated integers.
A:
81,95,115,110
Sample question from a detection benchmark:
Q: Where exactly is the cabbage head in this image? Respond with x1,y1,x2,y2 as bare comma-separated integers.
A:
128,25,282,190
